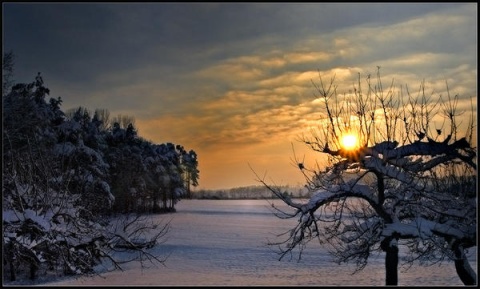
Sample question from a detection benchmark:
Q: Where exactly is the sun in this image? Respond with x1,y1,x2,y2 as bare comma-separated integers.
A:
341,134,358,151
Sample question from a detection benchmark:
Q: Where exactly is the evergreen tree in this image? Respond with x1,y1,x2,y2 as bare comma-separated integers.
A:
3,74,174,282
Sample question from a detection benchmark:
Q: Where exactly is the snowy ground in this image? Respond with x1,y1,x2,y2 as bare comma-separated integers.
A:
23,199,477,286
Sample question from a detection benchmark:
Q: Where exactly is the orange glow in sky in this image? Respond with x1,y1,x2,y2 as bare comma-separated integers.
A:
4,4,476,190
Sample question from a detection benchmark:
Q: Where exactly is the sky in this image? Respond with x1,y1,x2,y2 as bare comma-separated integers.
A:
2,3,477,190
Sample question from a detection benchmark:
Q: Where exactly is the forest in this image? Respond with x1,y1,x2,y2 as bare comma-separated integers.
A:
3,52,199,282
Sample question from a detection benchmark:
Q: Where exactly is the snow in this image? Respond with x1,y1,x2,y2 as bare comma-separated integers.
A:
382,217,471,240
28,199,476,286
3,209,52,232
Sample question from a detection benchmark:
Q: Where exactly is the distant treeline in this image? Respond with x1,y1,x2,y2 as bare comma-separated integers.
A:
192,185,310,199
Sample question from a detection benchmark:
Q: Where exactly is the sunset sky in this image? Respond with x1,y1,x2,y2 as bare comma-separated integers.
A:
3,3,477,190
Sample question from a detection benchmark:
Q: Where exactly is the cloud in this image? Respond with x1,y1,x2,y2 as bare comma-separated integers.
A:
4,3,476,189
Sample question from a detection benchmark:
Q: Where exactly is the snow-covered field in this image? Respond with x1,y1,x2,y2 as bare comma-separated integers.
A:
41,199,476,286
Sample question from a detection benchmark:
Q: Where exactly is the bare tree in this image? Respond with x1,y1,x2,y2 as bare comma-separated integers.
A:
94,108,111,131
111,114,136,130
256,68,476,285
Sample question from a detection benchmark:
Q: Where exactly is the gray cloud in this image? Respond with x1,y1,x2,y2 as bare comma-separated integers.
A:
3,3,476,189
4,3,462,81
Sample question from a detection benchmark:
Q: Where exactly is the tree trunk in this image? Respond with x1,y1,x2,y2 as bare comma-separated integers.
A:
162,190,167,209
5,241,16,281
152,193,158,212
453,244,477,285
9,259,16,281
29,262,38,280
381,236,399,285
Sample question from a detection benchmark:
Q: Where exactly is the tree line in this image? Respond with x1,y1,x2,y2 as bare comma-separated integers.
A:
193,185,310,199
2,52,199,282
